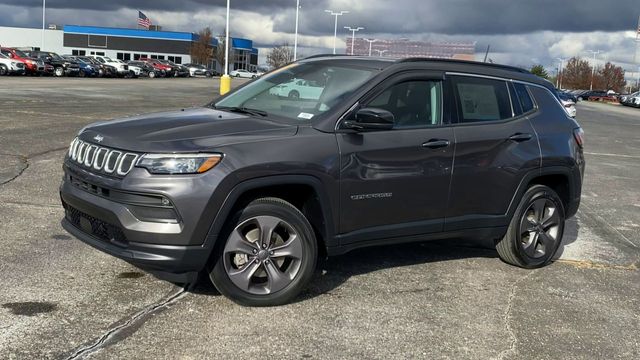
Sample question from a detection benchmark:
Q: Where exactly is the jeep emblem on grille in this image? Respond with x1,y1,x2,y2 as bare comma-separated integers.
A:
93,134,104,143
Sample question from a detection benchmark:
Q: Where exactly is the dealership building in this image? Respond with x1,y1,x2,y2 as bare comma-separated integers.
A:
0,25,259,72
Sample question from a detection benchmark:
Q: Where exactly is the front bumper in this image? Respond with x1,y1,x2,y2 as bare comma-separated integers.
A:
59,160,222,281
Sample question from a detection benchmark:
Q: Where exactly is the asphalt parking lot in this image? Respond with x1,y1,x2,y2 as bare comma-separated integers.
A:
0,77,638,359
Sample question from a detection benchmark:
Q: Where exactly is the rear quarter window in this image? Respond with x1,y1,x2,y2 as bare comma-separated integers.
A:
514,83,535,113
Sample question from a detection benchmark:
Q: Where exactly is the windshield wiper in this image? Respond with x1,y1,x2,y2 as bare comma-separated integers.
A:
215,106,268,117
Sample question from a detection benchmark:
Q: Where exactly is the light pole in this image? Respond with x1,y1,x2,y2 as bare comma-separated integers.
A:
585,49,601,91
293,0,300,61
364,38,376,56
325,9,348,54
344,26,364,55
374,49,388,57
556,58,565,89
41,0,46,50
220,0,231,95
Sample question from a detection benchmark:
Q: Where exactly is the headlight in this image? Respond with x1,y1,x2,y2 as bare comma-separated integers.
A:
136,153,222,175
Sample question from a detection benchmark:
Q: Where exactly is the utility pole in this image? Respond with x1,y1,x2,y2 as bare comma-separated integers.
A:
293,0,300,61
344,26,364,55
585,49,601,91
325,10,349,54
219,0,231,95
364,38,376,56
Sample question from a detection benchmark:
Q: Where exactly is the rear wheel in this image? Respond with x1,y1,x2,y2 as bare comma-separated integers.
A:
288,90,300,99
209,197,318,306
496,185,565,268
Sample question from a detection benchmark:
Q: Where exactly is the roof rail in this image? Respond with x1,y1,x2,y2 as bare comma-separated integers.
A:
300,54,346,60
398,58,531,74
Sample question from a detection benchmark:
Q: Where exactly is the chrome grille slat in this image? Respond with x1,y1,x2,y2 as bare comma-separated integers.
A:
67,137,138,177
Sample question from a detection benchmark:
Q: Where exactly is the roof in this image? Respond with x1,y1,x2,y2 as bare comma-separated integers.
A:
300,55,552,88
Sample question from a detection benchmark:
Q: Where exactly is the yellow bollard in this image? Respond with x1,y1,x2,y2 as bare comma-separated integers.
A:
219,74,231,95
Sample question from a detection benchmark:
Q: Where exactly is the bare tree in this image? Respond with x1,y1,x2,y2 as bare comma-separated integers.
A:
191,27,214,65
267,43,294,70
562,57,592,90
594,62,626,92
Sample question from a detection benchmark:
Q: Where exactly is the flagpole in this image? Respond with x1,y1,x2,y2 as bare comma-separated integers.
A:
41,0,46,50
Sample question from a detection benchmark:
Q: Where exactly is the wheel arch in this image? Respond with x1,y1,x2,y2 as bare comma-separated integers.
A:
204,175,336,259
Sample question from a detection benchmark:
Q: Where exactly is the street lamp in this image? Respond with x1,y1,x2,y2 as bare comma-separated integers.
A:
585,49,601,91
374,49,388,57
364,38,376,56
344,26,364,55
325,9,349,54
42,0,46,50
556,58,566,89
293,0,300,61
220,0,231,95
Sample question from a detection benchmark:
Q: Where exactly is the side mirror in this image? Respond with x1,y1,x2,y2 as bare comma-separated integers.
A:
344,107,395,131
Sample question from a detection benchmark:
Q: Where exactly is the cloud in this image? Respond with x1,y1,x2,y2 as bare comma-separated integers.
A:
0,0,638,70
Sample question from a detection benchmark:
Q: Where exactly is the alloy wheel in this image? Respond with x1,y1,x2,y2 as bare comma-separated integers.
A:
223,215,303,295
518,198,561,259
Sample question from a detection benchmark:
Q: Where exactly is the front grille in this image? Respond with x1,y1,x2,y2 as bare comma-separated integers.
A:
68,138,138,177
63,201,128,245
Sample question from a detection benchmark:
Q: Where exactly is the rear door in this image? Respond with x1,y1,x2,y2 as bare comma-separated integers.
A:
445,75,540,230
337,71,455,243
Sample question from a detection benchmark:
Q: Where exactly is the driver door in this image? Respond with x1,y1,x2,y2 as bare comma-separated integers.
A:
336,71,455,244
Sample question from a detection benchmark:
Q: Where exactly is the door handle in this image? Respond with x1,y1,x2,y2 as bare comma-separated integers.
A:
422,139,450,149
508,133,533,142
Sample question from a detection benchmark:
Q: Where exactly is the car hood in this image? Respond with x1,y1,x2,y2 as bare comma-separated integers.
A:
78,107,298,153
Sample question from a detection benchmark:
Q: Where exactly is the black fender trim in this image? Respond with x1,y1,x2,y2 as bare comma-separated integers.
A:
203,175,337,252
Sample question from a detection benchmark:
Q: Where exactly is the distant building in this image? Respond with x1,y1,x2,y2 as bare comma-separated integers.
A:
347,37,476,60
0,25,259,71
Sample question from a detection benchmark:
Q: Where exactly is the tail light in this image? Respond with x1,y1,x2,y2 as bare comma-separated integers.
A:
573,128,584,148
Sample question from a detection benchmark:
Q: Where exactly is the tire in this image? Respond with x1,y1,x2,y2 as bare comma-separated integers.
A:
79,70,86,78
235,74,240,78
206,72,212,78
496,185,565,269
148,71,156,79
578,96,584,101
288,90,300,99
209,197,318,306
54,67,64,77
0,65,7,76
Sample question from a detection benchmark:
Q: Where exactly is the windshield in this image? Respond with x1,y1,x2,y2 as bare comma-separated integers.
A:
213,62,378,124
49,53,64,60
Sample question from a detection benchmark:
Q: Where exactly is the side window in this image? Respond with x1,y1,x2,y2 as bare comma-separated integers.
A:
453,76,512,123
366,80,443,129
514,83,535,113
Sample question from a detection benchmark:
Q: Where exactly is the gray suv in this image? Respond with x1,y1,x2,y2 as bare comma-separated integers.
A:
60,56,585,306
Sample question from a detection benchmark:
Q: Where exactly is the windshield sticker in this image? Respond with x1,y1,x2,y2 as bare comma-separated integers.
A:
297,112,314,120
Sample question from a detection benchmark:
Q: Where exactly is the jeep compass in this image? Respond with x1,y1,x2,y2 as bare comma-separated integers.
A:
60,56,585,306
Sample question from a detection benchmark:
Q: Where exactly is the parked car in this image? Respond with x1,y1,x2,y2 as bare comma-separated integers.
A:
157,59,189,77
63,55,100,77
87,55,129,77
112,59,140,78
576,90,607,101
184,63,215,77
230,69,258,78
0,47,44,75
127,61,157,78
24,50,80,77
269,78,324,99
620,91,640,107
0,52,26,75
77,56,115,77
557,91,577,118
139,58,171,77
558,90,577,103
60,56,585,306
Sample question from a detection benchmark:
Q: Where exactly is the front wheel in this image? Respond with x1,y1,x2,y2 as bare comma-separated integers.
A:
496,185,565,268
209,197,318,306
0,65,7,76
54,67,64,77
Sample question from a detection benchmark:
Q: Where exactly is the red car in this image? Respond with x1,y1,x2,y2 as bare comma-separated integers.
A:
139,58,171,77
0,47,44,75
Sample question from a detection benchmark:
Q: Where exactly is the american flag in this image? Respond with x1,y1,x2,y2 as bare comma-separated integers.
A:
138,11,151,29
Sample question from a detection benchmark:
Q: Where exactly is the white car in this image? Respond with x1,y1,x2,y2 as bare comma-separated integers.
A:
557,92,577,118
87,55,129,76
0,53,26,75
269,78,324,100
620,91,640,107
230,69,257,79
114,59,141,77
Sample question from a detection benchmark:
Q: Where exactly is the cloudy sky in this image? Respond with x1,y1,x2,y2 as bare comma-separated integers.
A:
1,0,639,74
